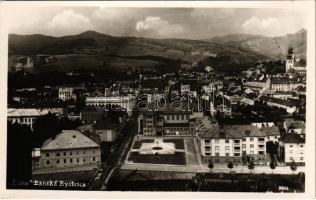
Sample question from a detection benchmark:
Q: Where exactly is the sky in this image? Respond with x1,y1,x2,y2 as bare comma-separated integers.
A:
7,7,307,40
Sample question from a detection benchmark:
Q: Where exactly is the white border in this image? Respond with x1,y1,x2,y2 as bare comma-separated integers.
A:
0,1,315,199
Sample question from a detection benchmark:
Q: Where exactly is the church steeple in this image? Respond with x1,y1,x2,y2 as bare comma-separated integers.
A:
285,45,295,73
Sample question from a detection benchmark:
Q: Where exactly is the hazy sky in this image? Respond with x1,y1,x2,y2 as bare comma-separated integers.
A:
7,7,307,39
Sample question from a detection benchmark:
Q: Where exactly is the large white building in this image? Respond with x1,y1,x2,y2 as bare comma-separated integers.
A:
196,117,280,165
39,130,101,170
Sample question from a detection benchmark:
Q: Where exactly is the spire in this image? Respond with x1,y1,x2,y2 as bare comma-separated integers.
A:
288,45,294,55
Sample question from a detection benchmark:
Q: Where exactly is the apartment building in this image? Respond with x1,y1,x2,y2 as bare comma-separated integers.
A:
279,134,305,166
196,118,270,165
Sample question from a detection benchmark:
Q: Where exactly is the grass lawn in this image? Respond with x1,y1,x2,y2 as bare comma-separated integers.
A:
128,152,186,165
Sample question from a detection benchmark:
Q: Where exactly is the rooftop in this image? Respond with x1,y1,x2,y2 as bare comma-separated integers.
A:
280,133,305,144
41,130,100,150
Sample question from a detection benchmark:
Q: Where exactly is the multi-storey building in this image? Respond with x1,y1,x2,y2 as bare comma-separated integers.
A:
137,104,197,137
58,87,74,101
270,77,304,92
196,118,270,165
39,130,101,170
279,134,305,165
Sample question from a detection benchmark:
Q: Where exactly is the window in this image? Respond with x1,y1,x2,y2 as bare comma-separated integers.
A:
215,146,220,156
289,150,293,153
93,150,95,154
64,159,67,163
45,153,50,157
250,144,254,148
205,153,211,156
234,153,240,156
300,145,304,148
289,145,293,148
167,115,170,120
64,152,66,156
225,139,229,143
77,151,79,155
172,115,175,120
215,139,219,144
234,147,240,150
70,158,73,163
77,158,80,163
242,144,246,149
93,157,96,161
234,140,240,144
46,160,50,165
56,159,60,164
242,138,246,142
70,151,72,156
181,115,184,120
205,146,211,151
250,151,254,155
300,157,303,161
56,152,60,157
250,138,254,142
176,115,180,120
83,158,86,162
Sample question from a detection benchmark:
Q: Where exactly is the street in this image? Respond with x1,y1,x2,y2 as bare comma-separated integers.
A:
88,112,139,190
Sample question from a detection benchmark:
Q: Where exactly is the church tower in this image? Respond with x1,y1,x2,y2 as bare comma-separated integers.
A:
285,45,295,73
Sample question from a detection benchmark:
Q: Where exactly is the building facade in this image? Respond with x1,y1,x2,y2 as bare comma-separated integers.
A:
196,119,271,165
58,87,74,101
39,130,101,170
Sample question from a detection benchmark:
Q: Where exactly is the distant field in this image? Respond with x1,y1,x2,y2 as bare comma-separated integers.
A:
38,54,161,72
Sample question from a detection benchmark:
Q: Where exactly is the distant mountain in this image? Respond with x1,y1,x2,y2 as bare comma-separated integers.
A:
209,29,307,60
208,34,259,44
8,29,306,73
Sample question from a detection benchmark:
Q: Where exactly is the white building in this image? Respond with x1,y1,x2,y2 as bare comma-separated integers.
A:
39,130,101,170
7,108,64,130
279,134,305,165
196,119,269,165
58,87,74,101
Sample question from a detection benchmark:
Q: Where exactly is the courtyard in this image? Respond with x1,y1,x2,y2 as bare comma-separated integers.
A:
122,136,204,172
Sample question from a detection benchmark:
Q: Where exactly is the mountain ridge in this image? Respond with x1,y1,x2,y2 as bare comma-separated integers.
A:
8,29,306,73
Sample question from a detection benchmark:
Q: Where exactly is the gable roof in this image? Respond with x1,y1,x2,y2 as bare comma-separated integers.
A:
41,130,100,150
280,133,305,144
260,126,280,136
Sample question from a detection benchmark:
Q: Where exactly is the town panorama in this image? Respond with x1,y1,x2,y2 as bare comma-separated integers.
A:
6,7,307,193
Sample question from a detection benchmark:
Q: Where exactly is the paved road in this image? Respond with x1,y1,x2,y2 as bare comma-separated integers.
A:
88,112,139,190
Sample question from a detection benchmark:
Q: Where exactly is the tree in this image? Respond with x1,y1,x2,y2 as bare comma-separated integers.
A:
270,161,276,174
33,113,61,147
248,161,255,173
290,161,298,175
227,161,234,173
7,122,32,188
208,160,214,172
